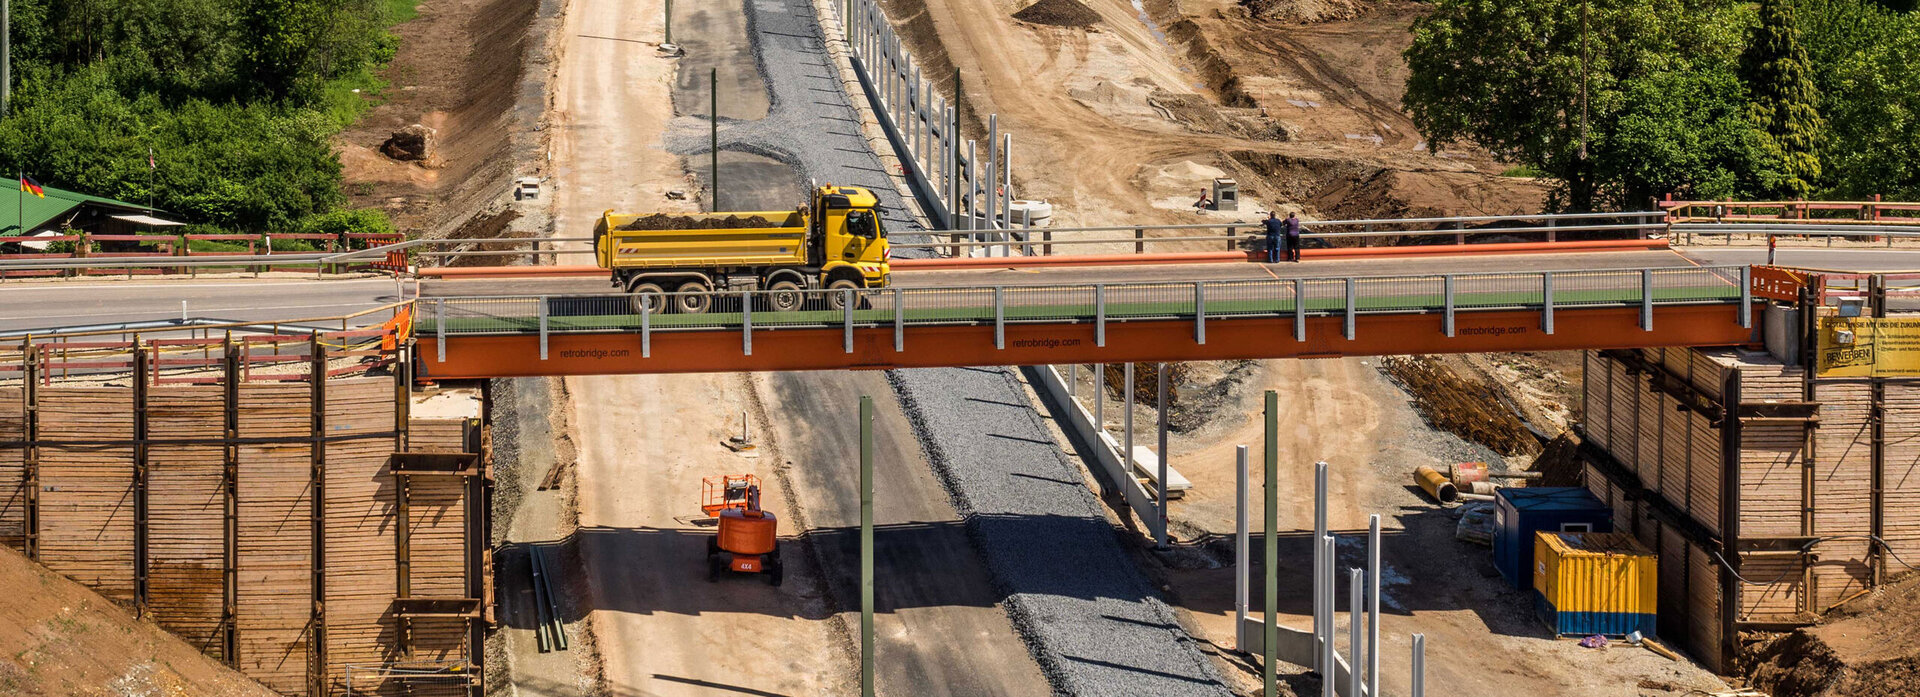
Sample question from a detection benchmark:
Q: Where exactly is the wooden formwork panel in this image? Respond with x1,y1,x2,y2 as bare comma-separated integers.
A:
235,442,312,695
408,419,470,453
0,387,23,550
1656,525,1688,646
410,616,471,665
1637,382,1664,496
235,381,314,696
148,386,227,655
1659,394,1694,510
1741,423,1808,539
323,438,399,696
1610,366,1642,481
407,477,467,599
1687,409,1723,537
1686,540,1724,669
1811,384,1874,532
1736,554,1806,620
1688,350,1728,401
1583,352,1610,451
38,388,135,603
1886,383,1920,576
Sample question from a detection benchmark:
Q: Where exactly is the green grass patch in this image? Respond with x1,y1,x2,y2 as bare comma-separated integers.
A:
1500,165,1544,178
384,0,420,25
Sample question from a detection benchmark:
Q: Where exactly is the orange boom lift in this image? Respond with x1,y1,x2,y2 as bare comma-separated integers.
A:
702,474,783,585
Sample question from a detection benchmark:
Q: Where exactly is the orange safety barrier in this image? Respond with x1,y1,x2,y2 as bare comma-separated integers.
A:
414,303,1757,379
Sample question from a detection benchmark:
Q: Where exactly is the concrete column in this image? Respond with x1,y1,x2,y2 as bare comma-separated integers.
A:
966,139,978,233
1006,135,1016,237
986,115,998,232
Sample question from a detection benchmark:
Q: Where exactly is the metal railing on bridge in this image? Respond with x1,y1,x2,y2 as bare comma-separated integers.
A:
420,265,1754,362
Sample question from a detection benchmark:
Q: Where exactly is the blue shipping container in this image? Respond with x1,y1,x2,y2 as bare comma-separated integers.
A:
1492,487,1613,590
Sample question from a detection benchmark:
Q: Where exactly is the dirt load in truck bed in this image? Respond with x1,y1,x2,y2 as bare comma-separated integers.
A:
618,214,784,230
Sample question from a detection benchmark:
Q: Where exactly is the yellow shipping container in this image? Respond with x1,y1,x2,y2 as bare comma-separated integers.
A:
1533,532,1658,637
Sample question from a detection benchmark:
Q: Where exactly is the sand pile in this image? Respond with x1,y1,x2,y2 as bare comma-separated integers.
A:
1013,0,1101,27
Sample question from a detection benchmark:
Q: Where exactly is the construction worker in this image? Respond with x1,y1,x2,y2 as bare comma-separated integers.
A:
1284,211,1303,262
1262,211,1286,263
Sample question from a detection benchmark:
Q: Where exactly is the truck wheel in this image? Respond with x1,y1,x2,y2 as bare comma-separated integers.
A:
825,279,862,311
674,281,713,314
628,283,666,314
766,281,804,312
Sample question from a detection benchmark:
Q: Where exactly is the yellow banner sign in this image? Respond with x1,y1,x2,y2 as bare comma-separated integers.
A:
1818,317,1920,377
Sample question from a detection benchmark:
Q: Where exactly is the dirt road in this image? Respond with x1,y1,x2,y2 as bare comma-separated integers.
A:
752,371,1052,696
570,373,852,696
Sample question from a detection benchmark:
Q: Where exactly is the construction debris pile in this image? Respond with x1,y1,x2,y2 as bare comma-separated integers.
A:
1012,0,1102,27
1383,355,1540,457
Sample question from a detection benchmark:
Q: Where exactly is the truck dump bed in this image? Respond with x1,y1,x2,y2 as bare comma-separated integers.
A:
596,210,809,270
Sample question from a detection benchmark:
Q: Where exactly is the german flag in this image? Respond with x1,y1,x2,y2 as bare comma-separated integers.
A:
19,176,44,199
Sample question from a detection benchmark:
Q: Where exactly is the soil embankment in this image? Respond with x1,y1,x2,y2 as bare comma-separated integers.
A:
1747,573,1920,697
0,545,278,697
337,0,548,238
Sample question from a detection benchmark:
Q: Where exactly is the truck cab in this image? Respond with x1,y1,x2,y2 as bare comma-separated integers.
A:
811,186,891,290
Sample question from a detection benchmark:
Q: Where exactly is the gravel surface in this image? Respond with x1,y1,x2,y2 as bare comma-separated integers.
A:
664,0,923,235
889,367,1232,697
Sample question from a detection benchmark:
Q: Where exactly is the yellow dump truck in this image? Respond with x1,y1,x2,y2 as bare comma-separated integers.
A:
594,185,892,313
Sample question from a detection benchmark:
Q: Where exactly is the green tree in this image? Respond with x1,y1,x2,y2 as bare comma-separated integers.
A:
1404,0,1761,210
1741,0,1825,198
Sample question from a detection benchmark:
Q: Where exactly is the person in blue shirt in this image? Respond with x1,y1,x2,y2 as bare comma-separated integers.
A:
1262,211,1286,263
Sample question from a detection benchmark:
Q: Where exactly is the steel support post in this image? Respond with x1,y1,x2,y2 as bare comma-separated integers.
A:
967,139,979,234
741,291,753,355
1235,444,1249,651
538,296,548,360
640,302,651,358
993,286,1005,349
1294,279,1307,342
1368,514,1381,697
860,396,875,697
843,290,855,353
1263,391,1279,697
1543,272,1555,335
1068,363,1077,401
1194,282,1207,344
1002,133,1014,241
1093,363,1104,430
1321,534,1335,697
986,115,998,231
1094,284,1107,347
1740,266,1752,328
1641,268,1654,330
893,287,905,352
1314,460,1329,668
1350,568,1364,697
1155,364,1169,548
1411,634,1426,697
1124,363,1135,507
1442,274,1456,337
435,299,446,362
1344,278,1356,340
